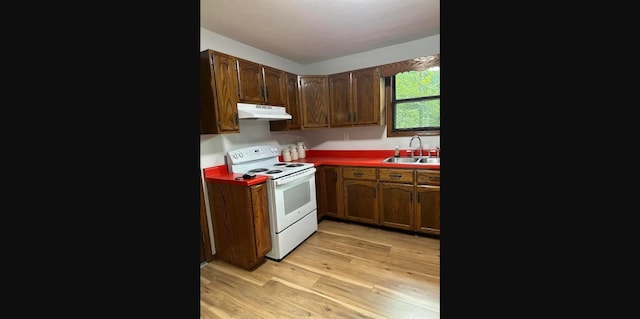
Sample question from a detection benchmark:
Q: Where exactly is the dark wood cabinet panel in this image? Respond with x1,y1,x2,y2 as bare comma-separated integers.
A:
299,76,329,128
343,180,378,224
415,185,440,235
262,66,286,106
270,72,301,131
379,183,413,230
329,72,352,127
206,181,271,270
378,168,414,231
200,50,239,134
352,67,383,125
316,166,341,220
236,58,265,104
327,67,384,127
415,170,440,234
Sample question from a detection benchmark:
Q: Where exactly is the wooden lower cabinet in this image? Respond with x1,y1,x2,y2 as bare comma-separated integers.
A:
205,181,271,270
378,168,415,231
342,167,378,224
415,170,440,235
316,166,341,220
325,165,439,236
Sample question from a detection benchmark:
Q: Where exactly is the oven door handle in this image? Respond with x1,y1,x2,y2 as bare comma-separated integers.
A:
274,167,316,186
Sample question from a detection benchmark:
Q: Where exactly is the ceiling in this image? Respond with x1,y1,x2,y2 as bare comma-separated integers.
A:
200,0,440,65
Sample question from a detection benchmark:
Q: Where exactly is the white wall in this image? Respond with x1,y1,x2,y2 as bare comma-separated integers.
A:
200,29,440,257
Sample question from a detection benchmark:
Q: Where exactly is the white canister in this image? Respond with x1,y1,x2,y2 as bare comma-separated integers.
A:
296,143,306,158
282,149,292,162
290,146,299,160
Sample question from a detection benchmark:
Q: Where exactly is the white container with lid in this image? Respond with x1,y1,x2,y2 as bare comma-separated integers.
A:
296,142,306,158
282,149,292,162
290,146,299,160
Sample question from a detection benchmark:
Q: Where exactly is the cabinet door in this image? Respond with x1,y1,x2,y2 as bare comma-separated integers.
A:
299,76,329,128
250,183,271,258
343,180,378,224
317,166,341,220
236,58,265,103
352,67,382,125
285,72,302,129
329,72,352,126
379,183,414,230
269,72,300,131
263,66,286,106
206,181,270,270
415,185,440,235
200,50,239,134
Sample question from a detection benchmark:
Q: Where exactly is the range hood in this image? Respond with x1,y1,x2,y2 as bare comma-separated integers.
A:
237,103,292,120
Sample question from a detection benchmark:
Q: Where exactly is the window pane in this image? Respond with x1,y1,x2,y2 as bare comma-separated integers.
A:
395,99,440,129
395,67,440,99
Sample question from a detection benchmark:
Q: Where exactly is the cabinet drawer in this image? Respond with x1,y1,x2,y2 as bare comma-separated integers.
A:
378,168,414,183
416,170,440,186
342,167,377,180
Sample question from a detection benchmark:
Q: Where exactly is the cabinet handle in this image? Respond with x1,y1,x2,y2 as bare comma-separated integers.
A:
353,172,363,177
353,112,357,123
390,174,402,179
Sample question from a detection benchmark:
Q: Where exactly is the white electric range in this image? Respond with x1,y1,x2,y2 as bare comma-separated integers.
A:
226,145,318,261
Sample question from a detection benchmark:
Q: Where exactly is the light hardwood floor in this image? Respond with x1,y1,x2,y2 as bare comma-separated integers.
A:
200,219,440,319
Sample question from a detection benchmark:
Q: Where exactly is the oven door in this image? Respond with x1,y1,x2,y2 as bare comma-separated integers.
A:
267,167,317,233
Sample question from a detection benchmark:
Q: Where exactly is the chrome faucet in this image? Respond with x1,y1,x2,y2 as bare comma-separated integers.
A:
408,135,423,160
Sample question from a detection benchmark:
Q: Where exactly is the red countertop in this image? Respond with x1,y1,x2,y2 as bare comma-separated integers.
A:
203,149,439,186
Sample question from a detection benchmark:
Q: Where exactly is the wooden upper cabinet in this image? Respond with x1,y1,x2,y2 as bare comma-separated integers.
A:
236,59,287,106
328,72,352,127
236,58,265,104
200,50,239,134
270,72,301,131
262,66,287,106
352,67,384,126
328,67,384,127
299,76,330,128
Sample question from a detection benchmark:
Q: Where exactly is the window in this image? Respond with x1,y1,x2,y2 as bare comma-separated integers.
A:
390,66,440,136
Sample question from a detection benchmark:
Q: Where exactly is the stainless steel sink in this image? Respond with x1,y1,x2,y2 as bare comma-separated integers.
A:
417,157,440,164
381,156,440,165
381,157,420,164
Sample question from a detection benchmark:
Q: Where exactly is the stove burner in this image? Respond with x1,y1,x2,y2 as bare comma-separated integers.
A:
248,168,269,173
286,163,305,167
266,170,283,174
273,163,287,166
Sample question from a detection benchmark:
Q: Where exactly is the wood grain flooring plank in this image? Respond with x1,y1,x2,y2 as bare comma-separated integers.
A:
202,272,313,319
263,277,384,319
311,275,439,319
201,219,440,319
284,244,377,289
203,258,271,287
253,259,322,290
319,220,440,251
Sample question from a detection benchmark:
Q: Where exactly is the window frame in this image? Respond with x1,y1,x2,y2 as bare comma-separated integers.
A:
383,54,440,137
